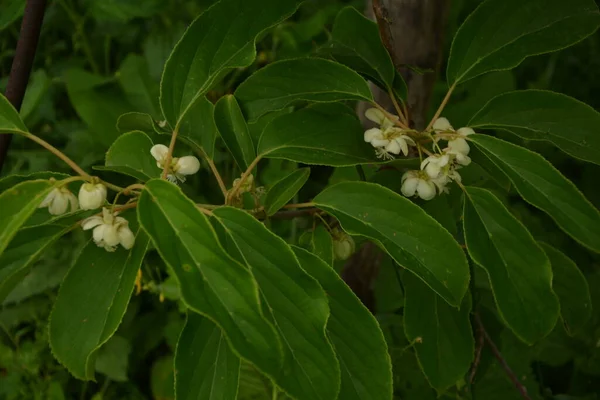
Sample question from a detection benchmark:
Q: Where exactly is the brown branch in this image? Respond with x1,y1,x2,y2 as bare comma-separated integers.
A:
0,0,48,173
269,208,321,219
474,314,532,400
469,320,485,384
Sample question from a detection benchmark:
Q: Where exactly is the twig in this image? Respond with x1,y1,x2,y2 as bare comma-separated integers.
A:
162,126,180,180
469,322,485,383
228,156,262,204
355,165,366,181
474,314,532,400
372,0,396,67
196,147,227,198
269,208,320,219
0,0,48,173
373,103,409,130
23,131,91,179
388,88,408,126
425,82,456,131
282,202,315,209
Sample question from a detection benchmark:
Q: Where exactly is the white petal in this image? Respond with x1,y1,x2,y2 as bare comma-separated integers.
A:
457,127,475,136
39,189,58,208
447,138,470,155
81,216,103,230
401,170,418,183
175,156,200,175
48,193,69,215
118,226,135,249
385,139,402,155
425,163,441,179
397,138,409,156
150,144,169,163
371,138,390,147
79,183,106,210
365,108,386,124
455,153,471,166
364,128,383,143
401,177,419,197
67,192,79,212
432,117,453,132
417,179,436,200
103,225,121,247
93,224,106,244
401,135,416,146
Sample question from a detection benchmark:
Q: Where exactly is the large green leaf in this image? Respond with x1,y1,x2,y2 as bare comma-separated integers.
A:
264,168,310,216
469,90,600,166
0,92,27,133
463,186,559,343
539,243,592,335
175,95,219,159
0,224,71,302
118,55,161,119
94,130,159,181
293,247,393,400
214,95,256,171
137,180,283,378
403,273,473,391
175,312,240,400
470,134,600,253
258,103,379,167
212,207,340,400
160,0,303,128
0,179,59,256
49,231,149,380
314,182,469,306
326,6,403,96
447,0,600,84
235,58,374,121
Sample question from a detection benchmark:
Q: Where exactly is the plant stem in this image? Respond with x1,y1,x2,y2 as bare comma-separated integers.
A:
23,131,91,179
162,125,180,180
228,155,262,204
425,82,456,131
283,202,315,209
388,88,409,126
113,201,138,213
197,147,227,198
373,103,409,130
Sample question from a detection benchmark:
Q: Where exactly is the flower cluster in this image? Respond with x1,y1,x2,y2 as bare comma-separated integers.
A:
81,207,135,252
401,117,474,201
151,144,200,183
363,108,415,160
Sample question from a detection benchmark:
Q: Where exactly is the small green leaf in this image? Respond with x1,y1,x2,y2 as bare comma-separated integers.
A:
309,224,334,266
293,247,393,400
264,168,310,216
160,0,303,128
49,231,149,380
0,92,27,133
258,103,379,167
20,69,51,122
212,207,340,400
214,95,256,171
0,179,59,256
118,55,161,119
235,58,374,121
0,224,71,302
463,186,559,343
469,90,600,166
175,312,240,400
326,7,403,96
470,134,600,253
95,130,158,181
314,181,469,306
137,179,283,378
447,0,600,84
403,273,474,391
539,243,592,335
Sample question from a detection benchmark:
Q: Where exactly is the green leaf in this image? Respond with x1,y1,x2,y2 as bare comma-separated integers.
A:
326,6,402,96
212,207,340,400
235,58,374,121
308,224,334,266
118,55,161,119
470,134,600,253
258,103,379,167
137,179,283,378
447,0,600,85
292,247,393,400
463,186,559,343
95,131,159,181
94,336,131,382
116,112,164,137
20,69,51,122
469,90,600,166
49,231,149,380
0,92,27,133
0,172,69,194
0,224,71,302
175,312,240,400
264,168,310,216
175,95,219,159
214,95,256,171
0,179,59,256
160,0,303,128
403,273,474,390
539,243,592,335
0,0,25,31
313,181,469,306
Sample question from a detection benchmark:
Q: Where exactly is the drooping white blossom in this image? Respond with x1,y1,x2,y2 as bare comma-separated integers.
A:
420,154,450,179
363,108,415,160
401,170,436,201
333,233,355,261
81,207,135,252
151,144,200,183
38,186,78,215
78,182,107,210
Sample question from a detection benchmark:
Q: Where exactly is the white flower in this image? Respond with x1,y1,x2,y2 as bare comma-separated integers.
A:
364,109,415,159
38,186,78,215
78,182,107,210
420,154,450,179
151,144,200,183
333,234,355,261
432,117,453,132
81,207,135,252
365,108,397,130
401,170,436,201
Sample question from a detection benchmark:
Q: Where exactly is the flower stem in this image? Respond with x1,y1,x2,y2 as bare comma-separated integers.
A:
197,147,227,198
373,103,409,130
23,131,91,179
162,125,180,180
283,202,316,209
228,155,262,204
425,82,456,131
388,88,409,126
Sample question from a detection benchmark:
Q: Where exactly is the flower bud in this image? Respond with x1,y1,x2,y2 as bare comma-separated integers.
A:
39,186,78,215
78,182,107,210
333,234,355,261
175,156,200,175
